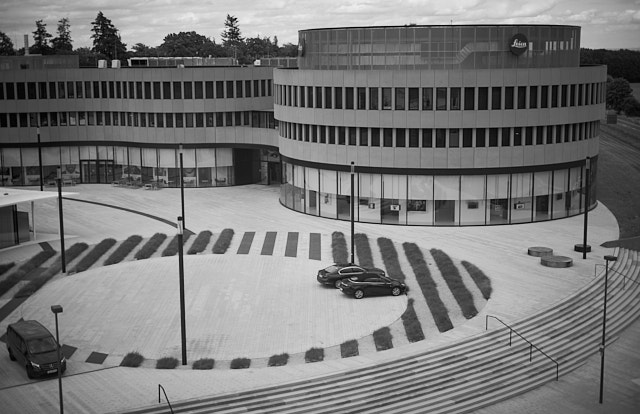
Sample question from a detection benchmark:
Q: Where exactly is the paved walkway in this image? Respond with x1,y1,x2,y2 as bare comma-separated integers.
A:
0,184,638,413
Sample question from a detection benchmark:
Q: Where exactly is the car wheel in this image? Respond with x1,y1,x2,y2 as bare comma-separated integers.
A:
26,365,35,379
334,279,342,289
354,289,364,299
391,287,401,296
8,347,16,361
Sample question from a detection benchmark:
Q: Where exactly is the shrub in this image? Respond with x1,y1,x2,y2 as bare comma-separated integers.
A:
401,299,425,343
305,347,324,363
14,243,88,298
212,229,234,254
120,352,144,367
71,238,117,273
403,242,453,332
161,232,193,257
188,231,212,255
192,358,215,370
0,250,55,296
104,235,143,265
268,353,289,367
156,357,179,369
0,262,15,276
377,238,405,281
461,260,493,300
134,233,167,260
230,357,251,369
354,233,373,267
331,231,349,263
340,340,359,358
373,327,393,351
430,248,478,319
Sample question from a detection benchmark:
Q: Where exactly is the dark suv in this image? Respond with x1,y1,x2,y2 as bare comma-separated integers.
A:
6,320,66,379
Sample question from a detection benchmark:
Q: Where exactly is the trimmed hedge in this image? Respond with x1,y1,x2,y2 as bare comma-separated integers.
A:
71,238,117,273
354,233,374,267
340,340,359,358
120,352,144,367
0,250,56,296
461,260,493,300
373,327,393,351
192,358,215,370
331,231,349,263
161,232,193,257
430,248,478,319
305,347,324,363
377,238,405,282
212,229,234,254
187,231,212,255
103,235,143,265
402,242,453,332
134,233,167,260
268,353,289,367
0,262,15,277
156,357,179,369
14,243,88,298
230,357,251,369
401,298,425,342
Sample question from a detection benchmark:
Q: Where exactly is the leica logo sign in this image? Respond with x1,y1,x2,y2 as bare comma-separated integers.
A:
510,34,528,56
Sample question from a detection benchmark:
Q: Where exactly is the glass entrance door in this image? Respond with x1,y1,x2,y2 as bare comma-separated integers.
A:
80,160,114,183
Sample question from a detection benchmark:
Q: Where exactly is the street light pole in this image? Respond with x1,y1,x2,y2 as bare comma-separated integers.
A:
51,305,64,414
56,177,66,274
350,162,355,264
179,145,185,229
37,126,43,191
582,157,590,259
599,254,617,404
177,216,187,365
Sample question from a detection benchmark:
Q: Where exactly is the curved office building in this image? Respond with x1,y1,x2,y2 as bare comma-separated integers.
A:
275,25,606,226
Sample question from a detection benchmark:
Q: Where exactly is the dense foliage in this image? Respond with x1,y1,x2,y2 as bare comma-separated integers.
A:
581,48,640,83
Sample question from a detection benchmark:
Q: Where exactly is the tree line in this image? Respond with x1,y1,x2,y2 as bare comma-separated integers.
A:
0,12,297,65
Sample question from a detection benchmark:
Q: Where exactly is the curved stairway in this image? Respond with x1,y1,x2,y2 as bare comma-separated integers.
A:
122,247,640,414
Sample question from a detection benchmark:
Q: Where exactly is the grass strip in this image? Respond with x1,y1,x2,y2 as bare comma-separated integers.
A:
354,233,374,267
187,231,212,255
268,353,289,367
373,327,393,351
120,352,144,367
402,242,453,332
72,238,117,273
192,358,215,370
14,243,88,298
230,357,251,369
401,298,425,342
461,260,493,300
134,233,167,260
331,231,349,263
430,248,478,319
0,262,15,277
156,357,179,369
305,347,324,363
0,250,56,296
377,238,405,281
162,232,193,257
340,339,359,358
103,235,143,266
212,229,234,254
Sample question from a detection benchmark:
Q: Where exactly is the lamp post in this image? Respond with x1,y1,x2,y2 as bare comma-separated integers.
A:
179,145,185,229
582,157,590,259
56,176,66,274
37,126,43,191
177,216,187,365
350,162,355,264
599,254,617,404
51,305,64,414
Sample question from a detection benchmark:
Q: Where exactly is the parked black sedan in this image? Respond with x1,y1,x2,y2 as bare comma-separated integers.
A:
317,263,386,289
339,274,407,299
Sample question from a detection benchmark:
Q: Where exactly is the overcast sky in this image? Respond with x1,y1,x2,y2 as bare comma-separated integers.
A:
1,0,639,51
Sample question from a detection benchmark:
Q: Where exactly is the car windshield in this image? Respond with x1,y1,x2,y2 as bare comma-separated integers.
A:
324,265,341,273
27,337,58,354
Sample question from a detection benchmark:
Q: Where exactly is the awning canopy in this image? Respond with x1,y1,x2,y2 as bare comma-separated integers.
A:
0,187,74,208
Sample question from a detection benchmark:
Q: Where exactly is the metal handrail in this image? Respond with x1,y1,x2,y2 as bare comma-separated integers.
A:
594,264,640,289
158,384,175,414
485,315,559,381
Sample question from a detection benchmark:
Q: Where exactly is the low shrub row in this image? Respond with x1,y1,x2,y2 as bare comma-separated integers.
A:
403,242,453,332
134,233,167,260
305,347,324,363
156,357,179,369
430,248,478,319
103,235,143,265
401,298,425,342
268,353,289,367
377,238,405,281
212,229,234,254
461,260,493,300
120,352,144,367
331,231,349,263
354,233,374,267
0,250,56,296
188,231,212,255
71,238,117,273
192,358,215,370
161,232,193,257
230,357,251,369
340,339,359,358
373,327,393,351
14,243,88,298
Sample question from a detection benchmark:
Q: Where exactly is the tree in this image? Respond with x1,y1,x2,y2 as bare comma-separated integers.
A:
221,15,242,47
622,97,640,117
245,36,278,62
0,31,15,55
91,11,127,60
607,77,633,113
30,19,52,55
159,31,215,57
279,42,299,57
130,43,160,57
51,17,73,53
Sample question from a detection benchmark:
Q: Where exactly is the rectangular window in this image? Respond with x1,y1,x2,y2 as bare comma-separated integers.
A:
449,129,459,147
129,81,135,98
371,128,380,146
537,126,544,144
116,81,122,99
369,87,378,110
175,113,183,127
436,88,447,110
324,87,332,109
139,112,146,127
463,129,473,147
382,87,392,110
148,112,155,127
478,87,488,110
422,129,432,147
185,113,194,127
422,88,433,110
300,86,305,107
337,126,345,144
334,87,342,109
205,112,214,127
383,128,393,147
502,128,511,146
59,112,68,126
76,81,84,98
215,112,223,126
216,81,224,98
49,112,57,126
163,82,171,99
165,113,173,128
205,81,214,99
435,129,446,147
173,82,182,99
409,129,419,147
183,82,193,99
357,87,366,110
408,88,419,110
328,126,335,144
529,86,538,108
67,81,74,98
96,112,103,126
551,85,559,107
525,127,533,145
450,87,461,110
254,80,260,97
315,86,322,108
348,127,357,145
84,81,92,98
16,83,25,100
396,129,406,147
38,82,47,99
541,86,549,108
27,82,37,99
464,87,474,110
360,127,369,146
489,128,499,147
395,88,406,110
104,112,111,126
225,112,233,126
345,87,354,109
153,82,161,99
58,82,66,99
561,85,568,107
226,81,234,98
517,86,527,109
50,82,58,99
491,87,501,110
108,81,115,99
505,86,514,109
476,128,486,147
307,86,313,107
246,80,252,98
4,83,14,99
570,84,576,106
514,127,522,145
236,80,243,98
